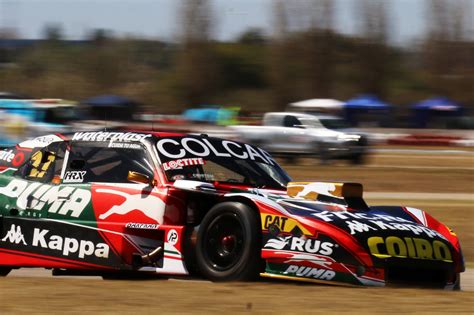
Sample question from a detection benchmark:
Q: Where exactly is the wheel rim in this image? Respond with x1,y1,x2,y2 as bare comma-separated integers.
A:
203,213,245,271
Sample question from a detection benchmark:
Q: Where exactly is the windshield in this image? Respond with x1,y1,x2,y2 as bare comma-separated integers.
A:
155,136,291,189
320,118,350,129
39,107,77,124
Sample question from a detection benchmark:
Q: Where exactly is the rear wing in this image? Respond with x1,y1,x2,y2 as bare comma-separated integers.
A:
287,182,369,210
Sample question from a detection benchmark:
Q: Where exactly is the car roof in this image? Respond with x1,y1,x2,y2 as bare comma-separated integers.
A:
14,130,187,150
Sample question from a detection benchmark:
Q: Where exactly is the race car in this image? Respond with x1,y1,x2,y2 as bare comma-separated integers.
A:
0,131,464,288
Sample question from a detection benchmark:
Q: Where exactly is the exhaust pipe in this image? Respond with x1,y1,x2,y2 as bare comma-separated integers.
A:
141,246,163,266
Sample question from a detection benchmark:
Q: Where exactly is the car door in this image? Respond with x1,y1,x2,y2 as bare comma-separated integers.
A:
280,115,310,153
61,141,167,269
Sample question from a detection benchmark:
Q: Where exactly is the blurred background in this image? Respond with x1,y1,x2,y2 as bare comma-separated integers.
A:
0,0,473,149
0,1,472,114
1,0,474,297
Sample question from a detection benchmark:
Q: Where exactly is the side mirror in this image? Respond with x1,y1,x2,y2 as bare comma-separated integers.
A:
128,171,155,186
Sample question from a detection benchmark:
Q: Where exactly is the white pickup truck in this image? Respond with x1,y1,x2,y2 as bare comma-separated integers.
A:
230,112,368,163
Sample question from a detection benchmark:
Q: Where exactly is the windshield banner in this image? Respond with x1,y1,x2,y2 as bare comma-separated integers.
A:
156,137,275,165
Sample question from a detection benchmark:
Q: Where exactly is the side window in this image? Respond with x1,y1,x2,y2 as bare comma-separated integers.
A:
17,141,67,183
64,143,155,184
283,115,302,128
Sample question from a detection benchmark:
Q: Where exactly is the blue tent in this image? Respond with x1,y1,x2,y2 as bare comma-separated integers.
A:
183,106,238,125
412,97,463,128
0,99,36,121
344,94,392,126
80,95,138,120
81,95,138,107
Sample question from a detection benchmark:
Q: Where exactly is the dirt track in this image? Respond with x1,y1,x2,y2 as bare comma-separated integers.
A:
1,148,473,313
1,277,473,314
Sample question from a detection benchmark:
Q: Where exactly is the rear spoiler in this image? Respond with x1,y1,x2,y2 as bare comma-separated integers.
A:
287,182,369,210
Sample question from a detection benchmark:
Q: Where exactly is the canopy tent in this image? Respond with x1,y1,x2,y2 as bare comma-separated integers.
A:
287,99,344,114
80,95,139,121
183,106,239,125
412,97,463,128
344,94,392,127
0,99,35,121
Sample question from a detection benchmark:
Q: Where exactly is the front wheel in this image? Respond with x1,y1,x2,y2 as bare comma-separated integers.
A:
195,202,261,281
349,153,365,165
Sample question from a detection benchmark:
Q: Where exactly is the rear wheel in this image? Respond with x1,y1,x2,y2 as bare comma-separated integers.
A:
349,153,365,165
313,142,329,165
195,202,261,281
0,267,12,277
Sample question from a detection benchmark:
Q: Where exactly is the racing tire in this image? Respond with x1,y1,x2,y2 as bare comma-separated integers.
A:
453,273,461,291
314,142,329,165
349,153,365,165
195,202,261,281
0,267,12,277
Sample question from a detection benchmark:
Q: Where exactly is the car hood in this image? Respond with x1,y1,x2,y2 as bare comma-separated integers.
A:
272,198,455,263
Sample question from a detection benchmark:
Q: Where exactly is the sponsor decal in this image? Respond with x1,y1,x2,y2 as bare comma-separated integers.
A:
0,179,91,218
0,150,26,167
367,236,452,262
284,265,336,280
264,235,292,250
19,135,63,149
261,214,311,235
312,210,412,223
311,210,444,239
97,189,165,224
11,152,25,167
172,175,186,181
108,143,142,149
167,229,178,245
264,236,335,256
346,220,377,235
346,219,444,238
125,223,160,229
284,253,333,269
263,214,288,231
156,137,275,165
1,224,27,245
162,158,205,170
32,228,110,259
72,132,151,143
0,149,15,163
291,182,340,200
1,223,109,259
191,173,215,181
63,171,86,183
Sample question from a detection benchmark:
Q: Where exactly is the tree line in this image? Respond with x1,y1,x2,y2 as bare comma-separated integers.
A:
0,0,472,115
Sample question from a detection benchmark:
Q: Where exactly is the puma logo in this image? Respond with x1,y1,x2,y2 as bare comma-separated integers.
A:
294,182,337,200
284,253,333,269
97,189,165,224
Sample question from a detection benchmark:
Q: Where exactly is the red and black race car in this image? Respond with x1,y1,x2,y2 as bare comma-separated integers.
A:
0,131,464,288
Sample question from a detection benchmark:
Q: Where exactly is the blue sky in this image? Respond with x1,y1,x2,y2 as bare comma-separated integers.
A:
0,0,472,45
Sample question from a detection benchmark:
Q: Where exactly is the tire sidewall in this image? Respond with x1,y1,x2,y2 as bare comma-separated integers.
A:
195,201,260,281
